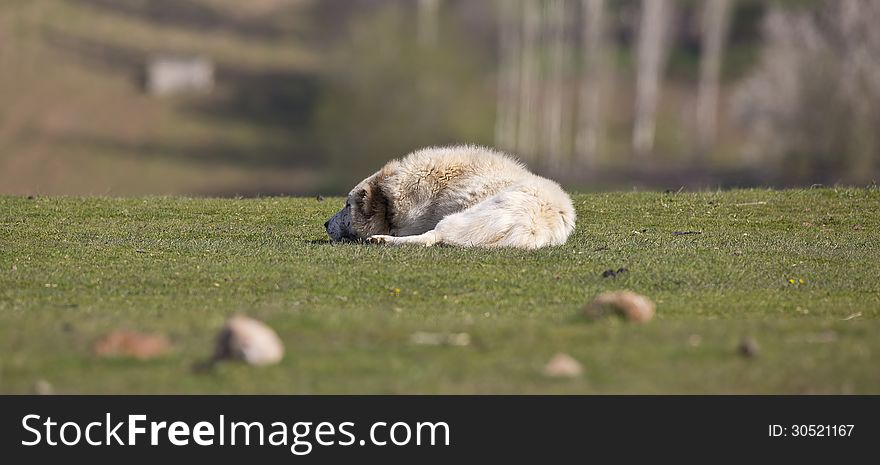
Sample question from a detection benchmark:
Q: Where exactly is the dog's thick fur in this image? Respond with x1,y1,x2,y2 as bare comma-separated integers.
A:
325,145,576,249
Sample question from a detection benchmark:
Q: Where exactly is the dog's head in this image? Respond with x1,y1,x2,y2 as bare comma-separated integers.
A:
325,171,393,242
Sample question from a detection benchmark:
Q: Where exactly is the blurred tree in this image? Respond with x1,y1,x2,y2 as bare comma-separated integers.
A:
542,0,570,170
517,0,542,162
575,0,611,168
495,0,522,153
633,0,673,159
696,0,734,157
418,0,442,47
733,0,880,183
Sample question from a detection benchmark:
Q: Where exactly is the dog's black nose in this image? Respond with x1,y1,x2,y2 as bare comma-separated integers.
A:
323,221,329,229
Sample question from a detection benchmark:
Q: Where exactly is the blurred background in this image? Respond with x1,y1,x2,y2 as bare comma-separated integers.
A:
0,0,878,196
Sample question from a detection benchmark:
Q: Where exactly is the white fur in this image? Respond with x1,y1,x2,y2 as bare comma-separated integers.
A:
326,145,576,249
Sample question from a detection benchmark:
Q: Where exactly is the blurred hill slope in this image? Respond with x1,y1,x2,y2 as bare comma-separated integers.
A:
0,0,322,196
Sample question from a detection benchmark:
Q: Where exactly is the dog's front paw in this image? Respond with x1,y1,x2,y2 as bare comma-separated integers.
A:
367,235,392,245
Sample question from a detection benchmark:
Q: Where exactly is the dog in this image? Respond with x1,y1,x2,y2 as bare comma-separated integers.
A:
324,145,576,249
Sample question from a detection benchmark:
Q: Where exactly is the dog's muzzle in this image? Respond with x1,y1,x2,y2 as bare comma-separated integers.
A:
325,207,357,242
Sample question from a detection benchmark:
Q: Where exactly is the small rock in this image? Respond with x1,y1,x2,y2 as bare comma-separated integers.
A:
583,291,656,323
214,315,284,366
94,330,171,360
446,333,471,347
10,264,16,272
410,332,470,347
33,379,54,395
852,224,863,231
542,353,583,378
26,195,35,200
738,337,760,358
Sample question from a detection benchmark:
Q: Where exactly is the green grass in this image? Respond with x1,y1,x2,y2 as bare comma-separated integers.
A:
1,189,879,394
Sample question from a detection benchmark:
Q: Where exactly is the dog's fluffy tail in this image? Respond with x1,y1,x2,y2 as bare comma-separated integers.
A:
433,179,576,249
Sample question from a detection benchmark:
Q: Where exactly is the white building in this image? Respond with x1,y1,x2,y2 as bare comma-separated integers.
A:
146,55,214,96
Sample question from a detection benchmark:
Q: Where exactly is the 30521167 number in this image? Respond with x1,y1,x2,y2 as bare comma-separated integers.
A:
768,424,854,437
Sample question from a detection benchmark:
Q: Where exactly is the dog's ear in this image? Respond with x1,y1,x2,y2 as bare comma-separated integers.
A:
353,184,371,215
356,177,392,235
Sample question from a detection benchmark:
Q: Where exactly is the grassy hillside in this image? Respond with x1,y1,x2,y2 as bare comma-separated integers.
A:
1,189,878,393
0,0,320,196
1,1,778,198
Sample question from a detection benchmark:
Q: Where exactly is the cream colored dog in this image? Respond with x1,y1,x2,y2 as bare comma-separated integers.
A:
324,145,575,249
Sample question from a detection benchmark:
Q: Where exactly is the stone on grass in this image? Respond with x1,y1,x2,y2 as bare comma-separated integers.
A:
214,315,284,366
93,330,171,360
738,337,760,358
34,379,54,395
409,332,471,347
583,291,656,323
542,353,583,378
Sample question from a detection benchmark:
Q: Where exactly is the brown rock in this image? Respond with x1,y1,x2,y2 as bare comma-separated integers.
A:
738,337,760,358
409,332,471,347
33,379,54,395
93,330,171,360
584,291,656,323
542,353,583,378
214,315,284,366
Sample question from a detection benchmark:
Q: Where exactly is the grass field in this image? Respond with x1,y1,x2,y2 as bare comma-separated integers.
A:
1,189,879,394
